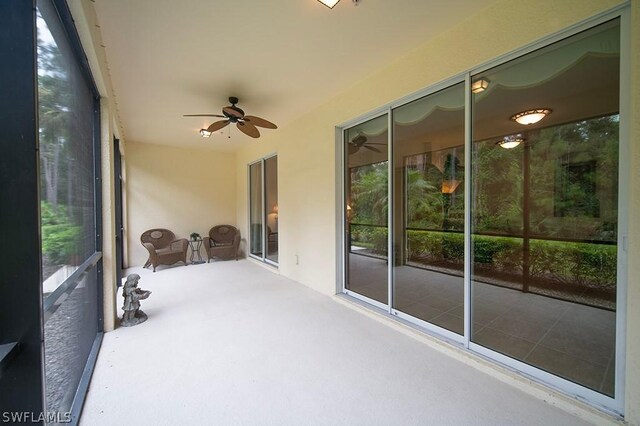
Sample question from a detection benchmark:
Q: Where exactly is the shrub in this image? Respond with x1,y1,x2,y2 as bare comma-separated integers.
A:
41,202,81,265
406,228,616,288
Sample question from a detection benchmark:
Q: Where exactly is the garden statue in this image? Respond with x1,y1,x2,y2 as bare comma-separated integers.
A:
121,273,151,327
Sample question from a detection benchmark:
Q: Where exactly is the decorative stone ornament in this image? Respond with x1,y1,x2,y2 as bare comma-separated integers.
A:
121,273,151,327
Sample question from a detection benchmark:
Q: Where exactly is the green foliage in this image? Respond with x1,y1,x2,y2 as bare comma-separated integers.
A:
41,202,80,264
350,224,388,255
350,162,388,226
406,229,616,288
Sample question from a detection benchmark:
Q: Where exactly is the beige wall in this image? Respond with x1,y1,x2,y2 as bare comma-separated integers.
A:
125,142,237,267
235,0,639,423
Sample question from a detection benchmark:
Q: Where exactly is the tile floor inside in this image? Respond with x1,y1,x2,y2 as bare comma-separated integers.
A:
347,253,615,396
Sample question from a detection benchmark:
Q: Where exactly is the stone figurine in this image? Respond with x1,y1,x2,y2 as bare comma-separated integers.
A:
121,273,151,327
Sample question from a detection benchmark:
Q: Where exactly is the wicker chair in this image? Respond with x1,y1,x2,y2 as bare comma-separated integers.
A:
203,225,240,262
140,229,188,272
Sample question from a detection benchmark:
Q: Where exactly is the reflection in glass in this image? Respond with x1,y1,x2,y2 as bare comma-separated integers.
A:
471,20,620,396
345,114,389,304
392,83,465,334
265,156,278,263
249,162,263,257
37,0,99,413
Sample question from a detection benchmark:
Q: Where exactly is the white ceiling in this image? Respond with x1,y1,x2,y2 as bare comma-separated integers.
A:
92,0,498,151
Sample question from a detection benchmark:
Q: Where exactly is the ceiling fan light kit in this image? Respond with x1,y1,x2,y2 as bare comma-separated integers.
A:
184,97,277,139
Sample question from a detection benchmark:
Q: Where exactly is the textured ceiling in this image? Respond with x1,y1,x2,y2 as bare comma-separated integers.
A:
93,0,497,151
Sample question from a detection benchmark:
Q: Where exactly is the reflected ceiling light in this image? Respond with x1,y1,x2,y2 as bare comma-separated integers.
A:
200,129,212,138
497,134,525,149
317,0,340,8
510,108,551,125
471,78,490,94
441,180,461,194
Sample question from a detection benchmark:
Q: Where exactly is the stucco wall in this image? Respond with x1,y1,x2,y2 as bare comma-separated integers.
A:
125,142,237,267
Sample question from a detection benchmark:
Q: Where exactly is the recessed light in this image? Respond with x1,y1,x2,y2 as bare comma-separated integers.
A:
511,109,551,125
200,129,212,138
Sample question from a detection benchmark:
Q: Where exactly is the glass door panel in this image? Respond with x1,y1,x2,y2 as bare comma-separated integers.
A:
345,114,389,305
471,20,620,397
392,83,466,334
265,156,278,263
249,162,263,257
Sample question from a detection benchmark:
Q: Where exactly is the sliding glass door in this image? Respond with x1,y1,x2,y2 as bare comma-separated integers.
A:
249,161,263,258
249,155,278,265
265,156,279,263
344,114,389,306
340,16,624,411
392,82,466,336
470,19,620,398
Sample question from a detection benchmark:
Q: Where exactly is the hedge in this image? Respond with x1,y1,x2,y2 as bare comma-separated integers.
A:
350,224,616,288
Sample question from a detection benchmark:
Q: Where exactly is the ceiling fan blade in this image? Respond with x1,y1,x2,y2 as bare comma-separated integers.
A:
237,122,260,138
223,106,244,119
207,120,230,132
243,115,277,129
183,114,226,117
364,145,382,153
366,143,387,146
348,145,359,155
351,135,367,146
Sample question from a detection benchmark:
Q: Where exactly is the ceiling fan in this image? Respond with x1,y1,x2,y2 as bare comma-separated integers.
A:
184,97,277,138
348,134,386,154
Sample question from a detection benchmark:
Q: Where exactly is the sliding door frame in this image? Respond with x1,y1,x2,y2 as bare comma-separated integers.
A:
248,153,279,267
336,4,629,416
340,110,390,312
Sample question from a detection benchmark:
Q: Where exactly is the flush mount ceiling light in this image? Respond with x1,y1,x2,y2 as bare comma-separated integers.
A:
317,0,359,9
317,0,341,8
497,133,525,149
471,78,490,94
199,129,212,138
511,108,551,125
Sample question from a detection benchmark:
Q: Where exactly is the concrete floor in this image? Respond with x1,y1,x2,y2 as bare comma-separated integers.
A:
81,260,590,425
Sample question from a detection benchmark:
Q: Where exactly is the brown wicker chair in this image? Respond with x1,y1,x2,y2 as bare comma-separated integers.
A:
203,225,240,262
141,229,188,272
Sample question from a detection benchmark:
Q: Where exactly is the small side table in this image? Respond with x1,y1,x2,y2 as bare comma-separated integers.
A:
188,238,205,264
